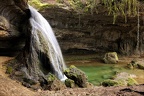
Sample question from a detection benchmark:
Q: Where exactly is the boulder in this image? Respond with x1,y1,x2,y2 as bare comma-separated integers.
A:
103,52,119,64
127,60,144,70
65,79,77,88
102,72,138,87
44,73,67,91
64,65,89,88
137,63,144,70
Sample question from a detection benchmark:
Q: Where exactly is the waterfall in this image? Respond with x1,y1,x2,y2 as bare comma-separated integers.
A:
28,5,67,81
136,2,140,55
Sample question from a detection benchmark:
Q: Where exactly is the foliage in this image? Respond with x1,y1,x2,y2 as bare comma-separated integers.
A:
57,0,99,14
57,0,140,24
28,0,49,10
101,0,138,23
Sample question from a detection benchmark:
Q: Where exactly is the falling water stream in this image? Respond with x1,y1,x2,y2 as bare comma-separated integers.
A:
28,5,67,81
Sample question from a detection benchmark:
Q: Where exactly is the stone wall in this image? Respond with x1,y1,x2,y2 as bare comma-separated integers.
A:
40,6,144,55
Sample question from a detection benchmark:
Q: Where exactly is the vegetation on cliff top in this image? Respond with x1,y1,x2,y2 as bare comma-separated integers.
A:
57,0,143,23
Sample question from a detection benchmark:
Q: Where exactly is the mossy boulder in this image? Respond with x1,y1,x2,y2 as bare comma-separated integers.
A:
127,78,138,86
65,79,77,88
44,73,67,91
102,79,119,87
127,60,138,69
64,65,89,88
137,63,144,70
102,72,138,87
103,52,119,64
127,60,144,70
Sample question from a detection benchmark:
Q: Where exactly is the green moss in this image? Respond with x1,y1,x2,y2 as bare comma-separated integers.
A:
6,66,13,74
101,77,138,87
65,79,76,88
47,73,56,82
101,79,119,87
28,0,49,10
127,78,138,86
116,79,127,86
64,65,88,87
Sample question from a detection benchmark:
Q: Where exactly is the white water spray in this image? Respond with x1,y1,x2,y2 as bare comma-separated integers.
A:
28,5,67,81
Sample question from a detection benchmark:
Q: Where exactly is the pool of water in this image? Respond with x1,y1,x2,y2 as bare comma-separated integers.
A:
64,54,144,86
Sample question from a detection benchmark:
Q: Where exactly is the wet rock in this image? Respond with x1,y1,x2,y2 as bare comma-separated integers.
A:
103,52,119,64
64,65,89,88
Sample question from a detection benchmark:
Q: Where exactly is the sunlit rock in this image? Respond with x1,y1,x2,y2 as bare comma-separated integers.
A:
103,52,119,64
64,65,91,88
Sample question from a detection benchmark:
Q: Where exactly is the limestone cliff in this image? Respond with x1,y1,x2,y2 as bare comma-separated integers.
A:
40,4,144,56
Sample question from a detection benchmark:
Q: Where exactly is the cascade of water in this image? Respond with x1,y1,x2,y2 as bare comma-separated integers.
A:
136,2,140,54
28,5,67,81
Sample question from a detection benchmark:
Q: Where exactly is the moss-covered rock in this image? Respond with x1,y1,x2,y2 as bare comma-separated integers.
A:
44,73,67,91
102,79,119,87
64,65,88,88
137,63,144,70
127,60,138,69
103,52,119,64
6,66,13,74
65,79,77,88
127,78,138,86
102,72,138,87
127,60,144,70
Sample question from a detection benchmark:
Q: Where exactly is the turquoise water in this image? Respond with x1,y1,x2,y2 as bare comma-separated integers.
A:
78,65,120,85
65,54,144,86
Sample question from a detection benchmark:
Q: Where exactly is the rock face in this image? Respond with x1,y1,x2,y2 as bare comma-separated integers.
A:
0,0,30,56
40,5,144,55
103,52,119,64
